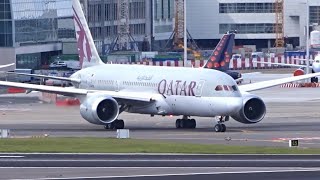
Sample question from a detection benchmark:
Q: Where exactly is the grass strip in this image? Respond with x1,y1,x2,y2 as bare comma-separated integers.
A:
0,137,318,154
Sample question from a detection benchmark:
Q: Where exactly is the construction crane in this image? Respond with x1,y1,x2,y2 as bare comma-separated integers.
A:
107,0,138,53
274,0,284,47
164,0,199,53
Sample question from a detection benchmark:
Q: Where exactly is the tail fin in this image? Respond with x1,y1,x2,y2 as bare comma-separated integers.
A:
203,31,236,71
73,0,104,69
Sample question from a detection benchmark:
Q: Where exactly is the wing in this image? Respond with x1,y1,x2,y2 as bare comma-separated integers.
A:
253,60,311,68
239,72,320,92
6,72,81,83
0,63,15,69
0,81,155,102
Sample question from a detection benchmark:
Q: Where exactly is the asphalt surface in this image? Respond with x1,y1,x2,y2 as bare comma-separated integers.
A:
1,154,320,180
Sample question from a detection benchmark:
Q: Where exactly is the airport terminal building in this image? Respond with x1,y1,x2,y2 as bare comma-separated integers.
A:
0,0,75,70
187,0,320,50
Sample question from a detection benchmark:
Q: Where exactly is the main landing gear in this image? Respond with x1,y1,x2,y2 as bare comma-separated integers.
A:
104,119,125,130
311,77,318,83
175,116,196,129
213,116,229,132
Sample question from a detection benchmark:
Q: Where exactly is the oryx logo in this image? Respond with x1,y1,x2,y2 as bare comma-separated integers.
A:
73,7,92,68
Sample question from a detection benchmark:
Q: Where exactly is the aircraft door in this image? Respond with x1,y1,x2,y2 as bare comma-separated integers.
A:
195,80,205,97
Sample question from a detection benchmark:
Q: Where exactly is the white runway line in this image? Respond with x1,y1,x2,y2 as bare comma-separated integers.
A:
0,156,24,158
10,168,320,180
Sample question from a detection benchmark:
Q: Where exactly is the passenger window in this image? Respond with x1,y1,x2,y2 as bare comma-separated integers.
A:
215,85,223,91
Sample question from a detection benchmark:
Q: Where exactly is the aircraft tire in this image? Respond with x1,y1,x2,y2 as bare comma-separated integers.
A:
179,119,186,128
221,124,226,132
175,119,182,128
214,124,222,132
107,123,115,130
114,119,125,129
311,77,319,83
190,119,196,129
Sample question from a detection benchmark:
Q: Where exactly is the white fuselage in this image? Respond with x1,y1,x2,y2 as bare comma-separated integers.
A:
71,64,243,117
312,56,320,73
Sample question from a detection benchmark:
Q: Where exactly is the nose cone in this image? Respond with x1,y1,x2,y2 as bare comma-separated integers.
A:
313,63,320,73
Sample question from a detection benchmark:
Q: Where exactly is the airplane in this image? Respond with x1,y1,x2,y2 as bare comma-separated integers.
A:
0,0,319,133
0,63,15,69
203,31,243,84
253,54,320,83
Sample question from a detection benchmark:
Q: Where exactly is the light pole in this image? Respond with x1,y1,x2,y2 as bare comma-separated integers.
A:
306,0,310,75
183,0,187,67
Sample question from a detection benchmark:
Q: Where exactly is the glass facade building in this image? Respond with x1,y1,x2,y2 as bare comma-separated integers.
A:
310,6,320,25
84,0,152,54
219,3,275,14
0,0,75,70
0,0,13,47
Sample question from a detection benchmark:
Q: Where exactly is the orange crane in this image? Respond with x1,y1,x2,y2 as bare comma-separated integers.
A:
164,0,199,54
275,0,284,47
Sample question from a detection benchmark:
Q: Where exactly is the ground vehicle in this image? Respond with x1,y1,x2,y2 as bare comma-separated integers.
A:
49,61,67,68
251,52,264,58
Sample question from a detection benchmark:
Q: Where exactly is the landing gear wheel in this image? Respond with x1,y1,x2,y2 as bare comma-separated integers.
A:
104,125,109,129
221,124,226,132
214,124,222,132
107,122,114,129
114,119,125,129
176,119,182,129
190,119,196,129
311,77,319,83
179,119,186,128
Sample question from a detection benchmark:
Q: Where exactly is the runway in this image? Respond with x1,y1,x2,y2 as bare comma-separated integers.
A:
1,153,320,180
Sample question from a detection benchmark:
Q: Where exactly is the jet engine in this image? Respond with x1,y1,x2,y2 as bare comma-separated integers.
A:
80,95,119,125
293,69,305,76
231,94,266,124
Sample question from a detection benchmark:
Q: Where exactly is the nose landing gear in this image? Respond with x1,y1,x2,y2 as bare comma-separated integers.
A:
213,116,229,132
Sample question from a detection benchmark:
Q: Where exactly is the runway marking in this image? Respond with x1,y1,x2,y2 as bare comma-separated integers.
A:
3,159,320,162
1,153,320,156
0,156,24,158
0,108,32,111
10,168,320,180
274,137,320,141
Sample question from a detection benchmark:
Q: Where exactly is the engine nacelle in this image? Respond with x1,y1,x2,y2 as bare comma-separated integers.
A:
231,94,266,124
80,95,119,125
293,69,305,76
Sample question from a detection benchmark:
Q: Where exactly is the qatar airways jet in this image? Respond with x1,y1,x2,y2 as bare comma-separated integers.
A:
254,54,320,83
0,0,319,132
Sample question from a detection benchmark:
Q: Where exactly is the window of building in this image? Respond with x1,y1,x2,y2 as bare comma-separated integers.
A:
310,6,320,25
219,23,277,34
219,3,275,14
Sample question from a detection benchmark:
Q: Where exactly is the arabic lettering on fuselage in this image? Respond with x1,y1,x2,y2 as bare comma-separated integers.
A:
137,75,153,81
158,79,197,96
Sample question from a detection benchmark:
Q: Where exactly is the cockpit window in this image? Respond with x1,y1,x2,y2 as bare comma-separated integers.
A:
223,85,229,91
215,85,223,91
231,85,238,91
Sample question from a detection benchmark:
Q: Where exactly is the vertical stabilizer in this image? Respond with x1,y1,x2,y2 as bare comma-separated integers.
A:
73,0,104,69
203,32,235,71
